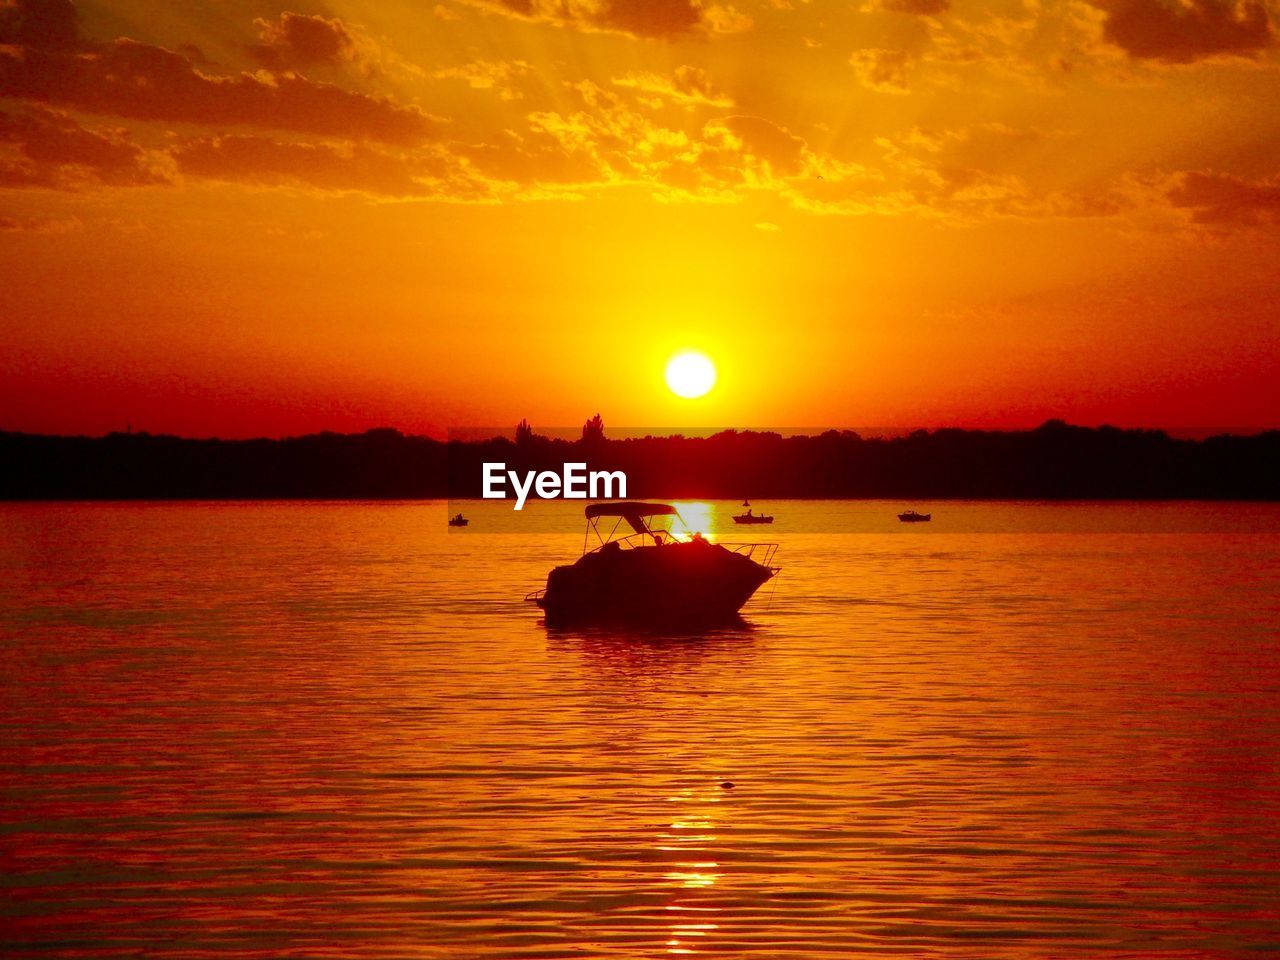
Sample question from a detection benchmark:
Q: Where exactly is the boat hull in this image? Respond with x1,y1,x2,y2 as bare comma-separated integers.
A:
538,541,774,626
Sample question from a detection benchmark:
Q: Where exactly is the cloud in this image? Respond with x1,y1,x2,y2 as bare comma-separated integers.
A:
249,12,368,71
172,134,454,198
0,40,439,145
453,126,611,189
611,65,734,107
0,1,439,145
604,0,704,36
850,2,1121,94
462,0,740,39
700,3,754,33
0,4,459,199
1165,170,1280,224
6,0,1259,233
433,60,533,100
459,90,801,206
782,123,1130,221
0,0,79,51
866,0,950,15
149,103,1136,223
0,213,83,232
0,105,170,189
850,48,913,93
707,115,807,177
451,85,815,200
1097,0,1275,63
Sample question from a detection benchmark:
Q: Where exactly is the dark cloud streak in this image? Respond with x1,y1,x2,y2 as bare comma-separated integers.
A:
1167,170,1280,224
173,134,441,197
0,0,436,144
0,105,167,188
1101,0,1274,63
249,12,363,70
0,0,79,51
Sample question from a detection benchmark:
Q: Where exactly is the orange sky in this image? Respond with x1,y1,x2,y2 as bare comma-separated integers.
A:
2,0,1278,437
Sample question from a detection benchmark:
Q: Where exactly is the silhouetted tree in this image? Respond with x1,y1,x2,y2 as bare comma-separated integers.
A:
516,418,534,445
582,413,605,443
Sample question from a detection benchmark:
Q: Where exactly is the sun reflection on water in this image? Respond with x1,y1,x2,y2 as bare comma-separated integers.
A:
658,784,728,954
672,501,717,539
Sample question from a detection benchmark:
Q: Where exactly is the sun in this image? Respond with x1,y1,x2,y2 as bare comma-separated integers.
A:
665,351,717,399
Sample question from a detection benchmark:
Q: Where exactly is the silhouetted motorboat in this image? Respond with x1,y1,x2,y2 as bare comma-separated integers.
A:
526,502,779,625
448,513,469,526
898,510,931,522
733,499,774,524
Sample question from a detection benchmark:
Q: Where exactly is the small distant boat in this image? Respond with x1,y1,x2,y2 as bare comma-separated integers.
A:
733,498,774,525
448,513,469,527
898,510,931,523
526,502,778,625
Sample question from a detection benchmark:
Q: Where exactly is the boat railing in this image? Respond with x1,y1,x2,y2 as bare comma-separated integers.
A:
524,588,544,604
720,541,779,568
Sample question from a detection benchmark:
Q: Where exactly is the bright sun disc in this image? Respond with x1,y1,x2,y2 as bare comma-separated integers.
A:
665,352,716,399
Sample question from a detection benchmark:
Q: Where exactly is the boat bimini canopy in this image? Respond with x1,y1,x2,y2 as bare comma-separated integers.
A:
586,501,676,525
583,501,683,549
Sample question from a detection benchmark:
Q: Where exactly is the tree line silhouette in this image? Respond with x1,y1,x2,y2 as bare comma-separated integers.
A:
1,420,1276,500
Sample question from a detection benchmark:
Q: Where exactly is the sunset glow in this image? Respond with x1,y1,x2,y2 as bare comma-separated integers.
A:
0,0,1277,437
3,4,1279,953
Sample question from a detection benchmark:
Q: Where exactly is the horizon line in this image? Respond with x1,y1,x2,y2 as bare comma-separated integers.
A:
3,421,1278,444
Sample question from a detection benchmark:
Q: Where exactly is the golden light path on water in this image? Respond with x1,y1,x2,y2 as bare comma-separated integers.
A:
672,501,716,538
661,785,725,954
1,500,1279,957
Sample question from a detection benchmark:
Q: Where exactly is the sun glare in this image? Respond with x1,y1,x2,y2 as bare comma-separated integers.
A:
665,352,717,399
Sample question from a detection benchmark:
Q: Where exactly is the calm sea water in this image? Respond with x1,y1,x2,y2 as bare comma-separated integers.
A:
2,500,1278,958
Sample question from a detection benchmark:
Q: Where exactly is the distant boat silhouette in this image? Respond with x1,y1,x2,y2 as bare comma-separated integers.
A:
526,501,778,625
448,513,469,526
733,499,774,524
898,510,931,522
